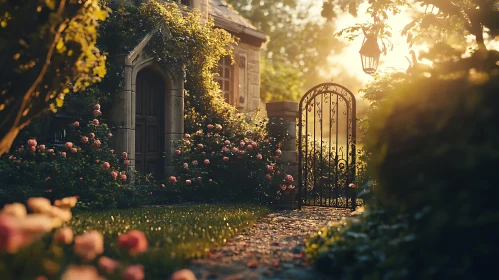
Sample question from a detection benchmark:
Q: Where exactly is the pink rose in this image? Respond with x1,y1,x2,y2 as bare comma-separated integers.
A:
61,152,67,158
92,119,99,126
222,147,229,153
120,174,127,182
70,148,77,154
48,149,54,153
61,265,105,280
256,154,262,160
224,140,230,145
215,124,222,131
349,183,356,188
102,162,110,170
121,152,128,159
29,146,36,152
285,175,294,182
171,269,196,280
107,133,112,137
247,144,253,150
197,144,204,149
65,141,73,149
209,179,213,183
89,133,95,139
111,171,118,180
81,136,89,143
169,176,177,183
280,185,287,191
287,185,294,190
232,147,238,153
266,165,273,172
27,139,37,147
266,174,272,180
183,163,188,168
239,150,245,155
186,179,192,185
184,134,191,138
223,157,229,161
118,230,148,255
192,160,198,166
92,139,101,148
54,227,74,245
94,104,101,110
175,149,181,155
123,160,130,166
98,256,120,274
110,149,114,153
93,110,102,117
207,124,214,129
185,140,191,145
240,141,245,147
73,121,80,127
204,159,210,165
276,149,282,155
73,231,104,261
122,265,144,280
39,145,46,152
201,152,206,156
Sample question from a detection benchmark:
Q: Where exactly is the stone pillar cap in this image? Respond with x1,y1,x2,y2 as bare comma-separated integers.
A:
266,102,299,118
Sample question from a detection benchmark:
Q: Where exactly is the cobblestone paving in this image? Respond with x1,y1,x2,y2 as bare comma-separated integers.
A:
188,207,351,280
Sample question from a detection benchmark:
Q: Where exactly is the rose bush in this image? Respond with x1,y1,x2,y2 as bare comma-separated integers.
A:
0,106,148,209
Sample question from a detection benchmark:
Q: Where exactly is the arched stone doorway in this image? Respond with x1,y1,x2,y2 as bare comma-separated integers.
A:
135,68,165,176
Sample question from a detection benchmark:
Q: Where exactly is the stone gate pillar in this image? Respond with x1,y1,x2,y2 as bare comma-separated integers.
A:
266,102,299,188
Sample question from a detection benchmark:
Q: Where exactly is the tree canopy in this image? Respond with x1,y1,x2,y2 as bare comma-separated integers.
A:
0,0,109,156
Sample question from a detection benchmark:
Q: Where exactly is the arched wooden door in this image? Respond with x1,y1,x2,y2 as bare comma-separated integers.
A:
135,68,165,177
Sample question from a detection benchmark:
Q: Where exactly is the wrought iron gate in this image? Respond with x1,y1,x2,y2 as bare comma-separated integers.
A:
298,83,357,209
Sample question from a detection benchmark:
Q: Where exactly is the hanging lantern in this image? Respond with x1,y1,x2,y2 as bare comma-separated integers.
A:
359,34,381,75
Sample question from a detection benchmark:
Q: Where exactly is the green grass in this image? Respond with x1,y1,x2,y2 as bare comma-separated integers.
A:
70,204,271,279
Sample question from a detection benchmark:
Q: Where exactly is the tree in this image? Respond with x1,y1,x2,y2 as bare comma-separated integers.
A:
226,0,353,102
0,0,109,156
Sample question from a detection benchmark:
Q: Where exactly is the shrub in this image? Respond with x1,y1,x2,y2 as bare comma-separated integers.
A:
306,50,499,279
0,106,147,209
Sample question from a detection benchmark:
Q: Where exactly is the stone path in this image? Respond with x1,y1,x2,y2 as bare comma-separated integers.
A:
188,207,351,280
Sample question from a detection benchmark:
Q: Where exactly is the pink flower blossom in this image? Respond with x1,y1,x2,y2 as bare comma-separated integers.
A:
48,149,54,153
29,146,36,152
197,144,204,149
183,163,188,168
61,265,105,280
107,133,112,137
95,160,100,163
39,145,46,152
232,147,238,153
223,157,229,162
89,133,95,139
280,185,287,191
175,149,181,155
169,176,177,183
201,152,206,156
110,149,114,153
102,162,110,170
222,147,229,153
195,130,203,136
266,165,273,172
81,136,89,143
224,140,230,145
276,149,282,155
98,256,120,274
121,152,128,159
256,154,262,160
73,121,80,127
73,231,104,261
266,174,272,180
184,134,191,138
111,171,118,180
54,227,73,245
215,124,222,131
123,160,130,166
207,124,214,129
34,276,48,280
118,230,148,255
192,160,198,166
92,139,101,148
185,140,191,145
287,185,294,190
239,150,245,155
239,141,245,147
122,265,144,280
121,174,127,182
247,144,253,150
186,179,192,185
204,159,210,165
27,139,37,147
92,119,99,126
65,142,73,149
209,179,213,183
285,175,294,182
94,104,101,110
70,147,77,154
349,183,356,188
93,110,102,117
171,269,196,280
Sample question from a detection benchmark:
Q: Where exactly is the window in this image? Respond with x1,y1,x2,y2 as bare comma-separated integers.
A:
179,0,190,6
216,56,233,104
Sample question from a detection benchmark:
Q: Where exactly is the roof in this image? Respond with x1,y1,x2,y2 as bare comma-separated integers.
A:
208,0,267,45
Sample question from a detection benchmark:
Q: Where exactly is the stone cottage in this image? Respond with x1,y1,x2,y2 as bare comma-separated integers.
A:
107,0,268,177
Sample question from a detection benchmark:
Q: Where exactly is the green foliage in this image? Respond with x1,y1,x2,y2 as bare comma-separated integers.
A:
0,0,108,155
69,204,271,279
307,50,499,279
0,106,147,210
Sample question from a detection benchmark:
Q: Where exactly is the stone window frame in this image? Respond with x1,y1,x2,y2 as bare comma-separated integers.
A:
216,56,234,104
